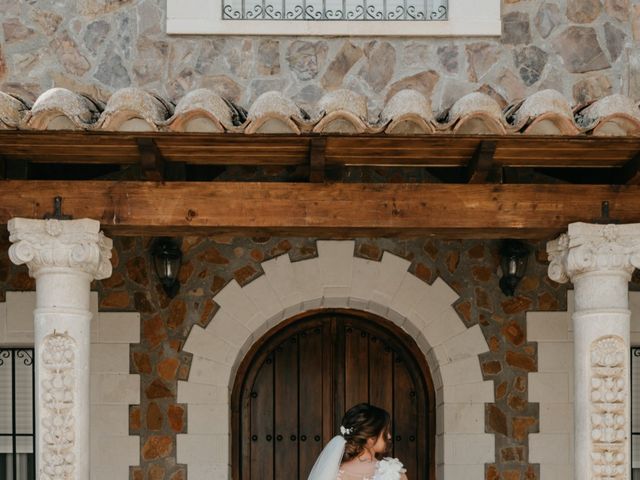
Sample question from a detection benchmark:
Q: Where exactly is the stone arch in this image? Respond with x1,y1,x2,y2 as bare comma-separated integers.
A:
177,241,494,480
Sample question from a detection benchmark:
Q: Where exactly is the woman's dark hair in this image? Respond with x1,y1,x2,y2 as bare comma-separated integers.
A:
340,403,391,461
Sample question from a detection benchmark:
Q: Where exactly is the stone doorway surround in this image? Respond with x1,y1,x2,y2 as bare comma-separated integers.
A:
178,240,495,480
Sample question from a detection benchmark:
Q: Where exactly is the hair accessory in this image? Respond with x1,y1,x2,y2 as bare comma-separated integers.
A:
340,425,353,436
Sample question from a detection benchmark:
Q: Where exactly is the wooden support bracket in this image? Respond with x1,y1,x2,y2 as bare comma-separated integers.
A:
309,137,327,183
137,137,165,181
617,151,640,185
466,140,497,184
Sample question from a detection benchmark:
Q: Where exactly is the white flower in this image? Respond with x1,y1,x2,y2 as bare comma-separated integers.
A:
373,457,406,480
340,425,352,436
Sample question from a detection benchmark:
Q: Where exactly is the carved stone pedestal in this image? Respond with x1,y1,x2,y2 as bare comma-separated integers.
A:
8,218,112,480
548,223,640,480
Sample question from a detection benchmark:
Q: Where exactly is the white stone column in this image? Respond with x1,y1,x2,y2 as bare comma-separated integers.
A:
548,222,640,480
8,218,112,480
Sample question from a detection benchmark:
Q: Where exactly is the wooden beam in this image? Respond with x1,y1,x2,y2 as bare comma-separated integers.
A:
2,181,640,238
309,137,327,183
466,141,497,183
136,138,165,181
2,131,640,171
617,151,640,184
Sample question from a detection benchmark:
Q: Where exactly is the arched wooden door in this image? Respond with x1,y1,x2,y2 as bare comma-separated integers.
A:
232,310,435,480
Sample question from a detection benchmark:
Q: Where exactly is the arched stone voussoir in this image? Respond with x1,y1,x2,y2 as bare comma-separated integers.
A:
179,241,494,479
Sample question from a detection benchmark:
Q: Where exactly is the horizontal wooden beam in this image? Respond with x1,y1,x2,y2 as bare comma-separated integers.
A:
1,181,640,239
2,131,640,171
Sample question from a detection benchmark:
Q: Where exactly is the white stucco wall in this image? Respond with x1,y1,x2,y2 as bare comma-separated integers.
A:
528,290,640,480
0,292,140,480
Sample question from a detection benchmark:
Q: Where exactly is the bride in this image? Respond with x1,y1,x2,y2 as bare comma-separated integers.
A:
307,403,408,480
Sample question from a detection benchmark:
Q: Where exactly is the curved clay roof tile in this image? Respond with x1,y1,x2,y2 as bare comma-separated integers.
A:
28,88,100,130
245,91,306,134
445,92,507,135
577,94,640,136
168,88,235,133
508,89,579,135
99,88,173,132
381,89,435,135
312,89,370,134
0,91,29,129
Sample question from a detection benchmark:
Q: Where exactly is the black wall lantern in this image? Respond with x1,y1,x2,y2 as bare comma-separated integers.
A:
151,237,183,298
499,240,529,297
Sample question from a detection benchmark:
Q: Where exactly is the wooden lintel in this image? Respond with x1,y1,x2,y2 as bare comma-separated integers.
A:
617,151,640,185
136,138,165,181
3,181,640,239
466,141,497,184
309,137,327,183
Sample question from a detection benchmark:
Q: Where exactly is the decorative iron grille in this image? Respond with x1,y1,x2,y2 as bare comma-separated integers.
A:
222,0,447,20
632,348,640,479
0,348,35,480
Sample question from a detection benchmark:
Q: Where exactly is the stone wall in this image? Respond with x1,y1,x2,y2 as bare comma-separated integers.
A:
0,0,639,116
0,232,572,480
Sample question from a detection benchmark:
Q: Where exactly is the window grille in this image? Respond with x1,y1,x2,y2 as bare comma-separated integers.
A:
221,0,447,21
167,0,500,37
0,348,35,480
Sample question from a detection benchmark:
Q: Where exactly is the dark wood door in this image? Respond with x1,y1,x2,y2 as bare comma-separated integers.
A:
233,310,434,480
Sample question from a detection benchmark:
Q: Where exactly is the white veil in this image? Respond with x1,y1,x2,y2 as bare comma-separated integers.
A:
307,435,346,480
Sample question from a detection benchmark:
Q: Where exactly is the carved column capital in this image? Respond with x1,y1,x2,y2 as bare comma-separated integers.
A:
547,222,640,284
8,218,113,280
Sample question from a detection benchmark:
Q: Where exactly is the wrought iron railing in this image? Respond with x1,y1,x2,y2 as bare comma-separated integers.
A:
222,0,447,20
0,348,35,480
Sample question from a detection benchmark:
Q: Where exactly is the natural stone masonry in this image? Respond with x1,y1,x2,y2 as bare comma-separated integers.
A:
1,1,639,112
178,242,494,480
0,232,574,480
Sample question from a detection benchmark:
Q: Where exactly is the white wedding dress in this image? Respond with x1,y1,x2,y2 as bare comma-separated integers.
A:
306,435,406,480
337,458,407,480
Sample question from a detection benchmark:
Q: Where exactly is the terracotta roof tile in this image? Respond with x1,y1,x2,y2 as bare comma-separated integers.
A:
28,87,101,130
0,91,29,129
445,92,507,135
98,87,172,131
1,86,639,137
577,94,640,136
167,88,236,133
245,91,307,134
381,89,435,135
